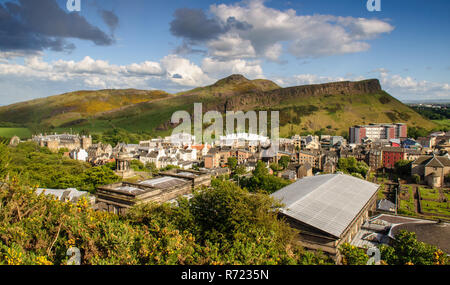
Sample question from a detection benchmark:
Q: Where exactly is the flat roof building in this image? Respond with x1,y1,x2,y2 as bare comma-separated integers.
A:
97,170,211,214
349,123,407,144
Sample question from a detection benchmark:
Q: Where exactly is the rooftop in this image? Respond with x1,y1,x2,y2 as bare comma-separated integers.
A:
271,174,379,238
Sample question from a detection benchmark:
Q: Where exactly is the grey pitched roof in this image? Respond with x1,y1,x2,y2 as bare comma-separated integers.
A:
414,156,450,167
271,174,379,238
377,199,396,212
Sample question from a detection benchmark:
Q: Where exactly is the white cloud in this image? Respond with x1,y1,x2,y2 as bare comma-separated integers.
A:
274,74,347,87
126,61,164,76
378,71,450,100
184,0,395,61
160,55,213,86
201,57,264,79
207,33,256,60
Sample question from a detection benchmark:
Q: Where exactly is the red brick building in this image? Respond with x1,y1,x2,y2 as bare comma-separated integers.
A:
382,147,407,169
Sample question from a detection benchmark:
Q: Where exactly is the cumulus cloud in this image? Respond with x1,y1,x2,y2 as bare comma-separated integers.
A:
202,57,263,79
160,55,213,86
170,0,394,61
0,0,115,53
273,74,348,87
0,54,218,93
376,70,450,100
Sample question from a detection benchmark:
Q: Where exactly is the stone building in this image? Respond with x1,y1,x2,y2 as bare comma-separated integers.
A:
87,142,113,159
298,150,322,170
96,170,211,214
412,156,450,188
160,169,211,188
323,160,336,174
32,134,92,152
271,174,379,263
297,162,313,179
114,150,135,179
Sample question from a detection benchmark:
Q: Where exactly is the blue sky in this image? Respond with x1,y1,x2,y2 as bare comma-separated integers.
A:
0,0,448,105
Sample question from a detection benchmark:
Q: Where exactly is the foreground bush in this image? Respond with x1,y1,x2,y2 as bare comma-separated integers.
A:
0,179,330,265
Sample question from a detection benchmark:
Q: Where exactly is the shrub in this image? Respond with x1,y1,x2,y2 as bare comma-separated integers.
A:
340,243,368,265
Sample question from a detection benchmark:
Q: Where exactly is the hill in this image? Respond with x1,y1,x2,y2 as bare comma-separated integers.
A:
0,75,437,137
0,89,171,128
177,74,280,97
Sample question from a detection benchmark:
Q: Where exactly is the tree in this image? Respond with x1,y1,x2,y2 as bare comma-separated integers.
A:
253,161,269,178
408,127,429,139
81,166,120,193
337,157,369,178
234,165,246,176
351,173,364,179
227,157,238,171
394,160,412,177
269,163,282,173
340,243,369,265
130,160,146,171
379,230,448,265
278,156,290,170
412,174,421,184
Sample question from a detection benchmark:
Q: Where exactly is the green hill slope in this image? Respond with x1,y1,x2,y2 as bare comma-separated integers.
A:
0,75,437,137
0,89,171,128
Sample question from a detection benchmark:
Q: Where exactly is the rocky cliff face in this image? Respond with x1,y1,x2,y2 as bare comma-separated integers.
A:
214,79,382,112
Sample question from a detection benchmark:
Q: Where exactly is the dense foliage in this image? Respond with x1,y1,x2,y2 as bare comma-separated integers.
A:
394,160,412,177
0,179,330,265
6,142,119,193
408,126,431,139
340,231,448,265
411,106,450,121
240,161,291,194
339,243,369,265
91,128,152,146
337,157,369,178
379,231,447,265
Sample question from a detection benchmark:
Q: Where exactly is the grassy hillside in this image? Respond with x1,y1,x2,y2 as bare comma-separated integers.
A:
177,74,280,97
0,128,31,139
0,75,438,138
0,89,171,128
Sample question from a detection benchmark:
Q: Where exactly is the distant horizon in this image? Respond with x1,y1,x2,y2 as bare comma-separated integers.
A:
1,75,442,107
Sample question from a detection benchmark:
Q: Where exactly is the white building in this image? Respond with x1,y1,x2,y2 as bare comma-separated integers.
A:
70,148,88,162
219,133,270,147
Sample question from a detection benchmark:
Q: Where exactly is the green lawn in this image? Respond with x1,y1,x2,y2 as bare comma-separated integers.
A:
432,119,450,129
443,190,450,201
421,200,450,216
399,200,415,216
377,183,386,199
0,128,31,139
419,187,440,200
398,186,416,216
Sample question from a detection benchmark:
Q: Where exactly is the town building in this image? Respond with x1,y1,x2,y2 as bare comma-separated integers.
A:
382,147,407,169
271,174,379,263
32,133,92,152
411,156,450,188
298,150,322,169
69,148,88,162
97,170,211,214
349,123,407,144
